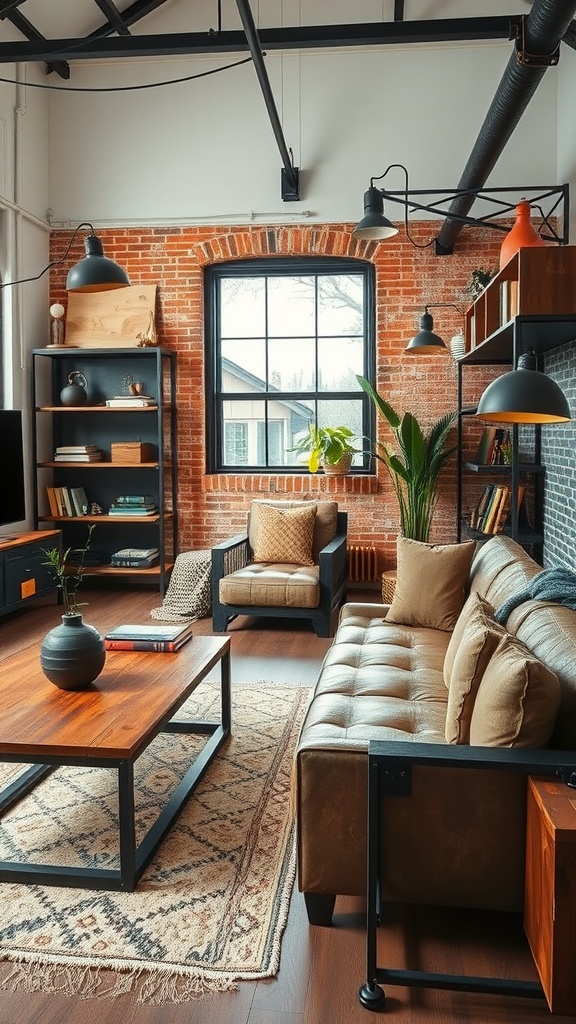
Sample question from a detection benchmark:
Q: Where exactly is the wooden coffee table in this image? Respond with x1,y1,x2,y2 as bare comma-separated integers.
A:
0,635,231,891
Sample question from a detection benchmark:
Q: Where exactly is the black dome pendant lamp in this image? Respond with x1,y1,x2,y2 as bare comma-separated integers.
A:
476,349,571,424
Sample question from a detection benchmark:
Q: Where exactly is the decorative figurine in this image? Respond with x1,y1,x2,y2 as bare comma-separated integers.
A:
49,302,66,347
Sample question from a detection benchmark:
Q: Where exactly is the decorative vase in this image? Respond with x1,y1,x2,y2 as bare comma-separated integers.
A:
40,613,106,690
499,200,546,270
322,453,352,476
60,371,88,406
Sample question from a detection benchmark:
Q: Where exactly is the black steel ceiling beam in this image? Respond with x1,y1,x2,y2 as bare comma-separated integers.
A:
234,0,299,201
0,17,520,63
0,4,70,79
435,1,576,254
91,0,132,36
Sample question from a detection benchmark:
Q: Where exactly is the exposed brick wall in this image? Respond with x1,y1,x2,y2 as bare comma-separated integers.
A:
50,222,503,574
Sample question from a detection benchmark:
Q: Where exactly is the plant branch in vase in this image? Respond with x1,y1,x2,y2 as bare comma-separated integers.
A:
40,524,106,690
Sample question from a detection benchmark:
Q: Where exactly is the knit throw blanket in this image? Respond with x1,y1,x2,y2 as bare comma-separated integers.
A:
150,549,212,623
494,566,576,625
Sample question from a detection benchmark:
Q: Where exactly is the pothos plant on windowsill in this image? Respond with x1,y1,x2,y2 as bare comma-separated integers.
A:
40,524,106,690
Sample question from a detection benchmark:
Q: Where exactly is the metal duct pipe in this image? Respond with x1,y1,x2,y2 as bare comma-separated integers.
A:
435,0,576,254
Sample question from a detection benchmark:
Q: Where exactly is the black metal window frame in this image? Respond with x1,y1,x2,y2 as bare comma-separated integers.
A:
204,255,376,473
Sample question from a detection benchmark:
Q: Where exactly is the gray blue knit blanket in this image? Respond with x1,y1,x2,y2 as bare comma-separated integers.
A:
494,567,576,625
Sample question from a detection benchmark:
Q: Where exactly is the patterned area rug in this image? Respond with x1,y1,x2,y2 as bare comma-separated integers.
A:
0,684,310,1004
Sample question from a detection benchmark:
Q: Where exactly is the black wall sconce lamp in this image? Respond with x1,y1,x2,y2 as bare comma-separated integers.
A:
0,223,130,293
352,164,568,256
476,349,571,424
406,303,464,354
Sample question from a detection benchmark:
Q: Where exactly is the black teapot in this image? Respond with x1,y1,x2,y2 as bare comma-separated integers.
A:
60,371,88,406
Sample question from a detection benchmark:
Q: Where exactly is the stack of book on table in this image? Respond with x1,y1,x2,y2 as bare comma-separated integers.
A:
104,622,194,652
54,445,102,462
110,547,159,568
108,495,158,516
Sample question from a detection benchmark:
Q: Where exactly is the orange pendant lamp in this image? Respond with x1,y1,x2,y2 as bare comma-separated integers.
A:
499,200,546,270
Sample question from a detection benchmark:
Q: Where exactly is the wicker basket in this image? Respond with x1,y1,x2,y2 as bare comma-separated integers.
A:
381,569,397,605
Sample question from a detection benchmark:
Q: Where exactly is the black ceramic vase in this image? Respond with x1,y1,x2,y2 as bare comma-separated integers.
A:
40,613,106,690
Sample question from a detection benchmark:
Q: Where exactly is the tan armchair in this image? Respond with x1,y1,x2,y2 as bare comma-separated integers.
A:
211,499,347,637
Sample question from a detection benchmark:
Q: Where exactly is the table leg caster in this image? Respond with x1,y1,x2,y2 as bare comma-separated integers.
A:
359,982,386,1011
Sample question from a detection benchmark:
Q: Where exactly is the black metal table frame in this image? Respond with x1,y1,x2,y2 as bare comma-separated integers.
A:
0,644,231,892
359,739,576,1012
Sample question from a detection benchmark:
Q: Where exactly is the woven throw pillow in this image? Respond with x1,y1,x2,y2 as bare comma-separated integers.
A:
386,537,476,632
469,633,560,748
252,503,317,565
443,591,507,744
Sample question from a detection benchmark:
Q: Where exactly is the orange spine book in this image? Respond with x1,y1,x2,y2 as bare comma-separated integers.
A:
104,639,180,652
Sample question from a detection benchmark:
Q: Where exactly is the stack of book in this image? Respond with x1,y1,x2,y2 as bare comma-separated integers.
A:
108,495,158,516
46,485,89,517
110,547,160,568
54,445,102,462
105,395,155,408
470,483,526,536
104,622,194,652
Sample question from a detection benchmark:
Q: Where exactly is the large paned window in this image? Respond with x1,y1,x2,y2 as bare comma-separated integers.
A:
205,257,375,472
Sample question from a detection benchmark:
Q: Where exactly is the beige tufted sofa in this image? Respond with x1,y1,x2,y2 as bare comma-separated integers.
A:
295,534,576,925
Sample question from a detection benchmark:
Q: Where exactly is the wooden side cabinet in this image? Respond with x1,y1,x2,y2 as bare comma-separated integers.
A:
524,776,576,1015
0,530,61,617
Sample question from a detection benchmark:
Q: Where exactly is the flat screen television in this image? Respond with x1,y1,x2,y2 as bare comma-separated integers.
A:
0,410,26,530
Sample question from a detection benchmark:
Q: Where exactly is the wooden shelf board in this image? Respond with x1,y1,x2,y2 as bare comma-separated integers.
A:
38,513,174,524
36,406,159,413
38,462,162,469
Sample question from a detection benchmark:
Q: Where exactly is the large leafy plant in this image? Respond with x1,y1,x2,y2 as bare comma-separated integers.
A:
357,376,457,543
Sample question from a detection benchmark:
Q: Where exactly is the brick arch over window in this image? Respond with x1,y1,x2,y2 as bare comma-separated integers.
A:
192,227,378,267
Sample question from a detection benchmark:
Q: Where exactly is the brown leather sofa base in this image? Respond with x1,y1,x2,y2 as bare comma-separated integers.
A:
295,536,576,925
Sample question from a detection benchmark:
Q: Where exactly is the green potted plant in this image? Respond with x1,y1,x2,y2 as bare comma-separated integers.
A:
40,524,106,690
357,376,457,542
289,424,361,475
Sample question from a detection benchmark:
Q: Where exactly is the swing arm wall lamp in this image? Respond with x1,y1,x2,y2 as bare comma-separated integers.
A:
352,165,569,256
0,222,130,292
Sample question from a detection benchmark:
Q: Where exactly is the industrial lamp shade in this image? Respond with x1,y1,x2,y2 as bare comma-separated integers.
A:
66,233,130,292
405,310,447,353
353,186,399,241
476,350,571,424
499,200,546,270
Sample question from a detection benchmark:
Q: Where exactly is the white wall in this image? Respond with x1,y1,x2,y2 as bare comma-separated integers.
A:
45,38,561,228
558,40,576,243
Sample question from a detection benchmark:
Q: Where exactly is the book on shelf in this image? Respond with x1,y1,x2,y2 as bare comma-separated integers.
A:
45,486,60,518
111,547,159,559
105,396,155,408
104,621,194,652
473,428,497,465
471,483,493,530
110,550,160,568
114,494,155,505
70,486,89,516
54,445,102,462
483,485,506,534
107,506,158,516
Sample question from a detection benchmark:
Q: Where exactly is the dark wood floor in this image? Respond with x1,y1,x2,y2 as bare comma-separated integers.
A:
0,586,573,1023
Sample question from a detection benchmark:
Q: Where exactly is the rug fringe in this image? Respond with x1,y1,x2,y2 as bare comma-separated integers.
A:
0,956,239,1004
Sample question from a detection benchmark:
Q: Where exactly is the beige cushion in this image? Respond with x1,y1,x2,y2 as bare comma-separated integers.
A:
469,634,561,748
251,502,317,565
219,563,319,608
386,537,476,632
249,500,337,562
444,592,507,744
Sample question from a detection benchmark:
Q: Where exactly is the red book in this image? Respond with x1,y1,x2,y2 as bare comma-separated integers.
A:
104,638,188,652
